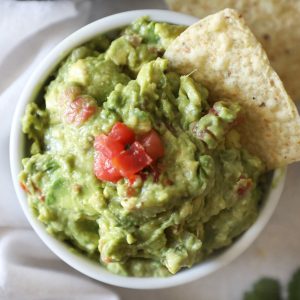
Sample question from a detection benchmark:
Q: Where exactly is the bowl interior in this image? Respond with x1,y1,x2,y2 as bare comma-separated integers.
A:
9,9,286,289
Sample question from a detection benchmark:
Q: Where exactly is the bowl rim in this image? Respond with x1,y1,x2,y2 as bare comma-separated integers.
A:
9,9,286,289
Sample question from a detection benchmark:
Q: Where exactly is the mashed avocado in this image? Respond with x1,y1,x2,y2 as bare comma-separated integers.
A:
20,17,266,277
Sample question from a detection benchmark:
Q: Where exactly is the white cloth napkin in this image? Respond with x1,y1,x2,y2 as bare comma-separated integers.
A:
0,230,119,300
0,1,119,299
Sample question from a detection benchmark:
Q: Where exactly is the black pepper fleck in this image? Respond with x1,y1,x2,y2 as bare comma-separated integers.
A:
259,102,266,107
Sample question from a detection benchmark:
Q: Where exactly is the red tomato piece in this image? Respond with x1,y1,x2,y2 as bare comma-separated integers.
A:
138,130,164,161
112,142,152,178
65,96,97,125
109,122,135,146
149,163,161,182
94,152,122,183
237,178,253,196
20,181,29,193
126,186,137,197
94,134,124,159
127,174,140,186
31,182,45,202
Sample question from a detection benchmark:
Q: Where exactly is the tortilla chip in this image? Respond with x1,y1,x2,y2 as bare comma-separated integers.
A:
166,0,300,103
164,9,300,170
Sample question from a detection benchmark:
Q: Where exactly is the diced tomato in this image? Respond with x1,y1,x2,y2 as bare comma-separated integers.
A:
109,122,135,146
31,182,45,202
93,124,164,184
138,130,164,161
112,142,152,178
94,134,124,159
94,152,122,183
126,186,137,197
65,96,97,125
209,107,219,116
20,181,29,193
237,178,253,196
149,163,161,182
127,174,140,186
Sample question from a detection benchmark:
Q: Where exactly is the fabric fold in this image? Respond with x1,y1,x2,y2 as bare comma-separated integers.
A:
0,229,119,300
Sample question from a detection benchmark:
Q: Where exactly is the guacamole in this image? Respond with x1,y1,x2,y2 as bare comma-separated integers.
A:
20,17,266,277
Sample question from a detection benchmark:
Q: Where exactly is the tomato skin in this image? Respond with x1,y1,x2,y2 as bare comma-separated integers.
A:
94,124,164,184
109,122,135,145
138,130,164,161
94,134,124,159
94,151,122,183
65,96,96,125
112,142,152,178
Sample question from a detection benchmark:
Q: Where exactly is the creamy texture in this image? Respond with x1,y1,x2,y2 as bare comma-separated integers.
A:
20,17,266,277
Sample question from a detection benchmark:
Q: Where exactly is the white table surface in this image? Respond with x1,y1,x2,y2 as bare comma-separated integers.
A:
2,1,300,299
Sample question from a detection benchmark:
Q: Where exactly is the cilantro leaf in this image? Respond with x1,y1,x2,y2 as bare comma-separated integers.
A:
288,268,300,300
243,278,282,300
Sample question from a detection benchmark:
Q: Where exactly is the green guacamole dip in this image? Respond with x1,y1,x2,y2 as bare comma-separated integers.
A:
20,17,266,277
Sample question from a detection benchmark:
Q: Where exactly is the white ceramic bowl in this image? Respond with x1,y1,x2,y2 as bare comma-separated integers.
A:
10,9,286,289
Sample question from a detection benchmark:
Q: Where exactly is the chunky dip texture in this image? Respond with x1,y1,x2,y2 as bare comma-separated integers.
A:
20,17,266,277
